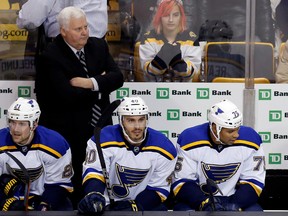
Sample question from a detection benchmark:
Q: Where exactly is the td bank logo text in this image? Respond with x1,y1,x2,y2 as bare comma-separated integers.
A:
259,89,288,100
259,89,271,100
269,110,282,122
258,132,271,143
197,88,209,99
18,86,31,97
116,88,152,98
167,110,202,120
156,88,193,99
116,88,129,98
269,153,281,164
196,88,232,99
157,88,169,99
167,109,180,120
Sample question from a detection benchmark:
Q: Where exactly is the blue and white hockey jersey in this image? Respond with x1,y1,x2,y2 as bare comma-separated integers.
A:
82,124,177,205
172,122,265,199
0,126,73,199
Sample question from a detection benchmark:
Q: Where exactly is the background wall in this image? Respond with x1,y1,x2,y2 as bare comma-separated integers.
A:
1,81,288,170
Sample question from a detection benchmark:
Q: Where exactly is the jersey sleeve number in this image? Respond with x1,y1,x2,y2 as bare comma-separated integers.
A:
84,149,97,165
253,156,265,171
62,163,73,178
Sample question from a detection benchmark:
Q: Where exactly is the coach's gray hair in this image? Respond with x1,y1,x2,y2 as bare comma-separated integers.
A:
57,6,86,30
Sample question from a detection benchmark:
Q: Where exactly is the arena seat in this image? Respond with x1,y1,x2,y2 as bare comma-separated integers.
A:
204,42,275,82
212,77,270,84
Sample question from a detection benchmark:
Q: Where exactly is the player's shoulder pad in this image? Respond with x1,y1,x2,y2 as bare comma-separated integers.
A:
31,126,71,158
234,126,262,150
0,128,9,146
178,123,212,151
142,127,177,161
91,124,126,149
0,128,17,152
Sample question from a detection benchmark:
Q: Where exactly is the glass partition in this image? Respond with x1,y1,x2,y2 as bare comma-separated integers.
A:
0,0,283,83
0,3,36,80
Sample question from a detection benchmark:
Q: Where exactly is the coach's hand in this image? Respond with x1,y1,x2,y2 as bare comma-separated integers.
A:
78,192,106,214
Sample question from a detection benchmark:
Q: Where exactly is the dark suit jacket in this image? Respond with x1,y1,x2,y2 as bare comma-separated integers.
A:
35,34,123,155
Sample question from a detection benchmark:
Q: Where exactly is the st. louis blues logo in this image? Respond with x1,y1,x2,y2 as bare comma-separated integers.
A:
6,163,44,184
112,163,149,198
200,161,241,195
215,108,224,115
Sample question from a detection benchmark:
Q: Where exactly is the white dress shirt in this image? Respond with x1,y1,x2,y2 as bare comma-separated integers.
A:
17,0,108,38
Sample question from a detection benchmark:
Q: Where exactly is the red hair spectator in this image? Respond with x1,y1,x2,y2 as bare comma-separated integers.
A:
138,0,201,82
153,0,187,34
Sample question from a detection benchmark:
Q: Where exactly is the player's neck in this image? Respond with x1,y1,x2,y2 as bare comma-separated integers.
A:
17,131,35,146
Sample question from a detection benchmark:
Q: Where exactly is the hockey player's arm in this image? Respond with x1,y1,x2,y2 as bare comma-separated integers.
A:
172,145,207,210
80,147,107,214
82,139,108,196
41,144,73,210
80,171,106,214
83,178,106,195
79,139,107,214
134,188,161,210
230,145,266,209
135,141,177,211
40,184,71,210
175,180,206,210
229,183,259,209
172,143,225,211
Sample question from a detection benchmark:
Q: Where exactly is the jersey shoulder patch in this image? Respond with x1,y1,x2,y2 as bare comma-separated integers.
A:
0,128,17,151
91,125,126,149
142,128,177,160
178,123,212,151
32,126,71,158
234,126,262,150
